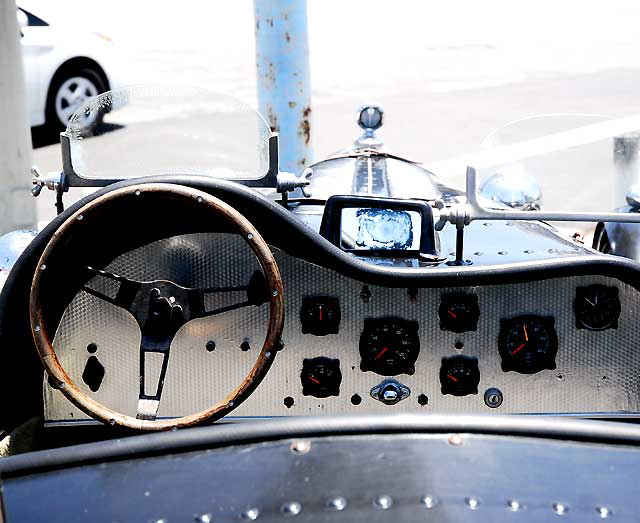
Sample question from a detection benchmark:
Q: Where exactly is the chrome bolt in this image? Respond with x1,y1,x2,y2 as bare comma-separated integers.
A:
373,495,393,510
466,497,480,510
194,514,212,523
507,499,521,511
596,506,611,519
326,497,347,511
553,503,568,516
448,434,463,446
281,502,302,516
290,440,311,454
241,508,260,520
421,496,437,509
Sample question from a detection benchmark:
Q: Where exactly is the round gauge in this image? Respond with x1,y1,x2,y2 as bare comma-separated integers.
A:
440,356,480,396
498,315,558,374
300,296,341,336
574,285,620,331
301,357,342,398
359,318,420,376
438,293,480,333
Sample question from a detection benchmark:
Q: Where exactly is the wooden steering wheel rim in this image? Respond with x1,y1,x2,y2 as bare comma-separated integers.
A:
29,183,285,431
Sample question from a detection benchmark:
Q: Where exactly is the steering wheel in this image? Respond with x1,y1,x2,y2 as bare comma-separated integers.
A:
29,183,284,431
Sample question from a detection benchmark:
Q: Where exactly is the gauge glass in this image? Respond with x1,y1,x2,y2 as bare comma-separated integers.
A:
440,356,480,396
438,293,480,333
359,318,420,376
574,285,620,331
498,315,558,374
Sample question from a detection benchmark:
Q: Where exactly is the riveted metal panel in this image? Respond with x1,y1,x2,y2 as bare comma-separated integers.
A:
3,433,639,522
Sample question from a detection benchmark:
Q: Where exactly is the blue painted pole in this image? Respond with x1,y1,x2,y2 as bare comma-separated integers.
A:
254,0,313,174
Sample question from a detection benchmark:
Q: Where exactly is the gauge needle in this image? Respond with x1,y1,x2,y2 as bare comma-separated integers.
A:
523,324,529,341
585,297,596,307
511,343,525,355
308,376,321,384
318,306,323,321
447,373,458,382
375,347,389,360
447,310,457,319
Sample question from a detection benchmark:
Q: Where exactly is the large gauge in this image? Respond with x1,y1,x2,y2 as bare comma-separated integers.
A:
359,318,420,376
574,285,620,331
498,315,558,374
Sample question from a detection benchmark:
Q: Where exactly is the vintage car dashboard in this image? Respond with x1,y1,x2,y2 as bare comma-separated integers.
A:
3,175,640,430
44,228,640,424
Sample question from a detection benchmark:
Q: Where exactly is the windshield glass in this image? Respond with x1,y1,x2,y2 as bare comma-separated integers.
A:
65,85,272,180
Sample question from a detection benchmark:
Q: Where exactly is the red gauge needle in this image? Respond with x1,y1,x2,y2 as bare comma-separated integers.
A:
510,343,526,355
447,373,458,382
523,324,529,342
318,306,323,321
308,376,321,384
375,347,389,360
447,310,457,319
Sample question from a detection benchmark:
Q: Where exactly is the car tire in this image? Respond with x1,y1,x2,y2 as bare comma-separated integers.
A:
44,68,107,138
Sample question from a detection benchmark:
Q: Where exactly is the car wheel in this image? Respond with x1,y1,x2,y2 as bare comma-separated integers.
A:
45,68,106,136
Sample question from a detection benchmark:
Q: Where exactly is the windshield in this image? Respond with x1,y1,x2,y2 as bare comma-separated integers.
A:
65,85,272,180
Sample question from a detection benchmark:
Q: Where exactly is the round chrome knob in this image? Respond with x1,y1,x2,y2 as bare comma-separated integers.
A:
357,105,384,131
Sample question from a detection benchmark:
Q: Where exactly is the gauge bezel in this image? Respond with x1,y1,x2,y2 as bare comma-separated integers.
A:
574,284,620,331
438,292,480,333
300,296,341,336
439,355,480,396
301,357,342,398
498,314,558,374
359,317,420,376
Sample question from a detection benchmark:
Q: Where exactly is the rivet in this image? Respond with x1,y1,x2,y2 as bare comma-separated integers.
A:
144,491,151,497
326,497,347,511
290,440,311,454
228,401,235,407
196,196,203,203
373,495,393,510
247,233,253,240
135,190,141,196
507,499,521,511
272,289,279,296
596,506,611,519
241,508,260,520
109,418,116,425
265,352,271,358
77,214,83,221
448,434,463,446
34,325,41,332
194,513,212,523
466,497,480,510
40,264,46,270
421,496,437,508
553,503,568,515
524,249,534,254
281,502,301,516
556,373,565,382
498,250,507,255
151,519,167,523
474,251,483,256
58,381,65,389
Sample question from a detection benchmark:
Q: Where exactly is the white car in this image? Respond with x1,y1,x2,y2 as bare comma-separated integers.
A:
18,2,124,137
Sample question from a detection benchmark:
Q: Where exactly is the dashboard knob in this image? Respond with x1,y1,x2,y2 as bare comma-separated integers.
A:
370,379,411,405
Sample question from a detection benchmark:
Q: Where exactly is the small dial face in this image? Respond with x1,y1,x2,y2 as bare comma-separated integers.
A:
301,357,342,398
359,318,420,376
300,296,341,336
498,315,558,374
574,285,620,331
439,293,480,333
440,356,480,396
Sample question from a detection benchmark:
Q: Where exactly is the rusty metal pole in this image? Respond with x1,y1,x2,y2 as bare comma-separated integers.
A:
254,0,313,174
0,0,36,235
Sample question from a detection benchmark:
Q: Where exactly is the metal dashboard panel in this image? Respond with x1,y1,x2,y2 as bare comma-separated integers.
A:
44,232,640,423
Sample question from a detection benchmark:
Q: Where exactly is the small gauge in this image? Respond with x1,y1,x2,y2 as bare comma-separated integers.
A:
438,293,480,333
440,356,480,396
301,357,342,398
359,318,420,376
574,285,620,331
498,315,558,374
300,296,341,336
